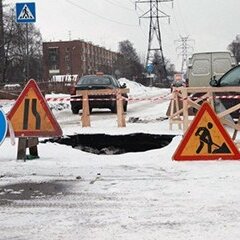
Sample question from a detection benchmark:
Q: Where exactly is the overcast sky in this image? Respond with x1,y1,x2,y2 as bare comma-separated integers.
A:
4,0,240,71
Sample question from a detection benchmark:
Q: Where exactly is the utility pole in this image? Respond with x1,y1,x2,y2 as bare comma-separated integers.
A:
0,0,5,83
175,35,194,73
135,0,173,80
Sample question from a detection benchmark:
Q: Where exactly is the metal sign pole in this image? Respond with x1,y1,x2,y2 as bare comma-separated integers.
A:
16,2,36,81
26,23,29,81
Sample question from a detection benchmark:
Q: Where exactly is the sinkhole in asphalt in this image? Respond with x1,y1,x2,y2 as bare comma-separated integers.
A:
43,133,176,155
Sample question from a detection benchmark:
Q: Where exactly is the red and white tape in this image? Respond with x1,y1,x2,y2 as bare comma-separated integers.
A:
0,92,239,103
181,95,240,101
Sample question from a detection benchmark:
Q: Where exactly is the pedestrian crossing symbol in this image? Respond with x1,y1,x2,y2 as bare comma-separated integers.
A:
172,102,240,161
16,2,36,23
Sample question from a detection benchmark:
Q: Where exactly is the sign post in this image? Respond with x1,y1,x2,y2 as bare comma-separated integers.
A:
16,2,36,81
146,64,154,87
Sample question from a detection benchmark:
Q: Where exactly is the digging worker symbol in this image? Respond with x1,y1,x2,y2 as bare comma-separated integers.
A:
21,6,32,19
195,122,231,154
195,122,214,154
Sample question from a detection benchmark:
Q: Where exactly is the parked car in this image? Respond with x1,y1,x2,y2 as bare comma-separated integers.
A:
210,65,240,119
70,74,128,114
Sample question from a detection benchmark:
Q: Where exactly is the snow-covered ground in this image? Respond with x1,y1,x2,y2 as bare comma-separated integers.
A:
0,78,240,240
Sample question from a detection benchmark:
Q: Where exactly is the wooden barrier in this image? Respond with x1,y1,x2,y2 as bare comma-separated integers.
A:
169,86,240,139
233,116,240,141
76,88,129,127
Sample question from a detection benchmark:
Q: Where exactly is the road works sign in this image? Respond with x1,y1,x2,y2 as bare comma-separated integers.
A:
173,102,240,161
0,109,8,146
16,2,36,23
8,79,62,137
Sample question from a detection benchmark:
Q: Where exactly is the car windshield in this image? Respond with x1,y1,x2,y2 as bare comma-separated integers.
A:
219,66,240,86
78,76,111,85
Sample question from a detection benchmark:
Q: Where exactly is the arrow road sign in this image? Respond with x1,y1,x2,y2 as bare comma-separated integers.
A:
16,2,36,23
0,108,8,146
8,79,62,137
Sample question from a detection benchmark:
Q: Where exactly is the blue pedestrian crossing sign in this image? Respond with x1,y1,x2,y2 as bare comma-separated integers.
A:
0,108,8,146
16,2,36,23
146,64,154,74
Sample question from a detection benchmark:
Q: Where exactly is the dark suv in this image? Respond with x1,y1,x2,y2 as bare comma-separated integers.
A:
70,74,128,114
210,65,240,119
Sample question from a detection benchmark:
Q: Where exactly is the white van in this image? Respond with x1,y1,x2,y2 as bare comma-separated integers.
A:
187,51,236,87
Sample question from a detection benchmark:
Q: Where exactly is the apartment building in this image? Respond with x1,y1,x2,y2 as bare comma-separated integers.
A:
43,40,118,81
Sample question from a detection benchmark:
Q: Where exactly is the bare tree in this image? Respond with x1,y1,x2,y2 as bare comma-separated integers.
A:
228,34,240,64
152,51,175,87
113,40,144,80
3,5,43,83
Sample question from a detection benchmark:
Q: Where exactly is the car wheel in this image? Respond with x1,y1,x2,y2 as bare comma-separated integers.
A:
111,105,117,113
123,104,127,112
72,107,80,114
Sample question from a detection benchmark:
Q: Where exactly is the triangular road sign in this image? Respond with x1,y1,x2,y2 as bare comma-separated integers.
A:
173,102,240,161
8,79,62,137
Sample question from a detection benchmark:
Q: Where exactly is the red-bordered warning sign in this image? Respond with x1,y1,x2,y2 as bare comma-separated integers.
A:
173,102,240,161
8,79,62,137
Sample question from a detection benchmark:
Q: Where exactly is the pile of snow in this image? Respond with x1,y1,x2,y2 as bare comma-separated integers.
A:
119,78,170,98
45,93,70,112
3,84,21,90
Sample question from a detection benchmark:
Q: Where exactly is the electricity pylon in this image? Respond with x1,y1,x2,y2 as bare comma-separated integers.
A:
135,0,173,79
175,35,194,73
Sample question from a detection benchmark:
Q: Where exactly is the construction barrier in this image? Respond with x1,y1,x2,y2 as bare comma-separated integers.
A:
1,87,239,138
75,88,130,128
168,86,240,141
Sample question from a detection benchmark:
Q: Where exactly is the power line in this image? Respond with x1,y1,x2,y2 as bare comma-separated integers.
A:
103,0,134,11
65,0,137,27
162,0,186,37
174,0,188,36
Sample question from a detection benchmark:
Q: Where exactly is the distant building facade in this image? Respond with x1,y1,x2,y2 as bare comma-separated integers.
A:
43,40,118,81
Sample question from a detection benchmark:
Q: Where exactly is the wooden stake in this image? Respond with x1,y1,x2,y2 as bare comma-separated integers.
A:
76,89,129,128
81,92,90,127
232,116,240,141
17,137,39,160
17,137,27,160
181,88,189,132
116,91,126,127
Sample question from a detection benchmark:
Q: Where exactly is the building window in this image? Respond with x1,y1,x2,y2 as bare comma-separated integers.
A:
48,47,59,70
65,55,70,62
